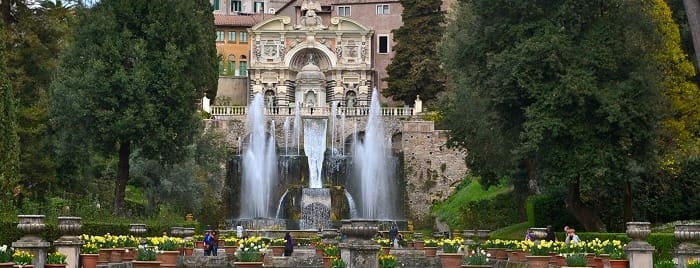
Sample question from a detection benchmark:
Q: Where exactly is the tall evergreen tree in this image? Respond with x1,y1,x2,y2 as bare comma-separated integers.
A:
441,0,667,231
384,0,445,105
51,0,218,214
0,18,21,202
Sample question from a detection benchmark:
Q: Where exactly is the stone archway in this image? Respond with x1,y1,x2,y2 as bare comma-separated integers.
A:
289,48,333,71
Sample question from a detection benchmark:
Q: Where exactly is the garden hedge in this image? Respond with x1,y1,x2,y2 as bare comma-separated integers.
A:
458,193,522,230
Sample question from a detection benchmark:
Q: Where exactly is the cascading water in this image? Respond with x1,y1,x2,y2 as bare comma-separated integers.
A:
241,93,278,218
304,119,327,188
344,189,359,218
293,103,301,155
275,189,289,219
283,117,290,155
353,89,396,219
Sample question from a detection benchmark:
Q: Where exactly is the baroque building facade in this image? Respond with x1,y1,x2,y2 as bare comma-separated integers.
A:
248,1,376,108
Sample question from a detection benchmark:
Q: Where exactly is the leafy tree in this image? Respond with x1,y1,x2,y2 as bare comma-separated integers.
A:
2,0,75,201
680,0,700,66
0,18,21,203
384,0,445,105
441,0,668,231
51,0,218,215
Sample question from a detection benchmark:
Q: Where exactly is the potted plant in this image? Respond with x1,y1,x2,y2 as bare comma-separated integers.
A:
438,238,464,268
80,241,99,268
11,250,33,268
223,237,238,255
182,240,195,256
608,243,628,268
330,258,346,268
132,246,160,268
269,238,286,256
0,245,14,268
46,252,67,268
234,236,266,268
323,245,340,268
687,259,700,268
378,254,398,268
121,236,139,261
462,249,491,268
424,239,439,257
525,240,552,268
151,236,182,268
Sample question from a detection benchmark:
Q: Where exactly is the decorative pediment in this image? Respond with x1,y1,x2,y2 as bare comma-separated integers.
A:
330,17,372,33
251,16,292,31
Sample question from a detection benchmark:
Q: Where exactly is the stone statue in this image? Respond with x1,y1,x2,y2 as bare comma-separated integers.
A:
346,94,356,108
301,0,321,13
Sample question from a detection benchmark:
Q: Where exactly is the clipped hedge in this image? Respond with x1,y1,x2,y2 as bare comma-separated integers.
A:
527,194,579,231
458,193,522,230
570,232,678,261
1,220,199,246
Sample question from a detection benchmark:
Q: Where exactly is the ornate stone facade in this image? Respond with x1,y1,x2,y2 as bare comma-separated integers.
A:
248,4,374,108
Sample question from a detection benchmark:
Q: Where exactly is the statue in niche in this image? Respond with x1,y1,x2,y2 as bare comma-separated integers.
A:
345,92,356,108
265,91,275,108
304,91,317,107
360,42,367,61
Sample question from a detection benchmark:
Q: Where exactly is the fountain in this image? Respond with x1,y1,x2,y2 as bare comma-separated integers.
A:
229,85,403,229
240,93,278,218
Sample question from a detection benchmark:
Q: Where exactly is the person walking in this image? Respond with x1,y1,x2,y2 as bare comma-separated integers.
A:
211,231,220,256
203,231,212,256
283,232,294,256
389,223,399,248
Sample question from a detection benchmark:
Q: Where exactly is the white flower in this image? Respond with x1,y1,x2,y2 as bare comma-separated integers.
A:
0,245,6,251
486,253,491,257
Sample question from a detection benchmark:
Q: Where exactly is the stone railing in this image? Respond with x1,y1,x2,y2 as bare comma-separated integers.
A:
210,106,415,117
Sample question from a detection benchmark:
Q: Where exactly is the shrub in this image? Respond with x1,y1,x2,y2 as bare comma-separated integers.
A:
654,260,675,268
12,250,33,265
565,253,587,267
378,254,398,268
330,258,346,268
136,246,157,261
464,250,489,265
47,252,67,264
0,245,13,262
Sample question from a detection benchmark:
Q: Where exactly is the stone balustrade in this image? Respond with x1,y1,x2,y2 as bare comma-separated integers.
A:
210,106,415,117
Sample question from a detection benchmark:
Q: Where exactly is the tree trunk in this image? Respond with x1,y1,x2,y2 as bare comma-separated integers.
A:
565,177,606,231
623,179,633,223
1,0,11,25
115,141,130,216
684,0,700,66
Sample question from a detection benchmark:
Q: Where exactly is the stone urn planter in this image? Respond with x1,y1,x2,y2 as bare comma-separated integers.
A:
131,261,161,268
526,255,551,268
438,253,463,268
675,223,700,247
423,247,438,257
17,215,46,242
530,228,548,240
129,224,147,237
233,262,263,268
626,222,651,241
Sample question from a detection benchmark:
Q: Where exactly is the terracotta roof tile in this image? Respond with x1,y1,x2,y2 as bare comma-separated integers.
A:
214,14,264,27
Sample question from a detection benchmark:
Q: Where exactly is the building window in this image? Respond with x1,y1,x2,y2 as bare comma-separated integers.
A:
240,32,248,42
376,4,389,15
219,59,225,75
212,0,220,11
228,31,236,42
228,61,235,76
338,6,350,16
254,1,264,13
216,31,225,42
230,0,241,12
378,35,389,54
239,61,248,76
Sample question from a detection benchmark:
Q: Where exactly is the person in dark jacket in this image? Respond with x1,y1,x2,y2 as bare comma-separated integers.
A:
545,225,557,242
283,232,294,256
389,223,399,248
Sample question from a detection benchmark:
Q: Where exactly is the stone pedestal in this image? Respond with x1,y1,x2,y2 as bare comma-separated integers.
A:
321,229,339,246
300,188,331,230
55,217,82,268
674,223,700,268
339,219,380,268
13,215,50,268
625,222,654,268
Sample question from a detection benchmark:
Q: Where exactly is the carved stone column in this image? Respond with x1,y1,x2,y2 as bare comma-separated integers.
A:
625,222,654,268
55,217,82,268
674,223,700,268
339,219,380,268
12,215,50,268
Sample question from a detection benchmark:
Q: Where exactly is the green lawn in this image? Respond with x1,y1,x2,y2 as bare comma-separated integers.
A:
432,178,513,228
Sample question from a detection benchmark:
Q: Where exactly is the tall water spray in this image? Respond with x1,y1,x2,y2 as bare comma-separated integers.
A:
241,94,278,218
353,89,396,219
304,119,327,188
